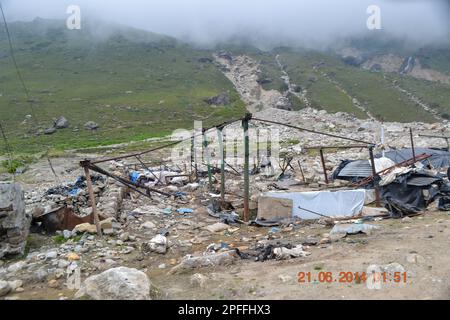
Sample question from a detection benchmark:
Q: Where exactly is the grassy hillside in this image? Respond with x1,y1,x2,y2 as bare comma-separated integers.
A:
0,19,246,154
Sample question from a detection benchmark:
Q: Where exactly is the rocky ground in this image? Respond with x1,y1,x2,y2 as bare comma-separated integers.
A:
0,168,449,299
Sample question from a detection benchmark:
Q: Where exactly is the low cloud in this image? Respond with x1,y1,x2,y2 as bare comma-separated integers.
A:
2,0,449,48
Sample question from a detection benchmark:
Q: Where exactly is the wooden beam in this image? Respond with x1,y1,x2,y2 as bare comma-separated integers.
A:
83,166,102,237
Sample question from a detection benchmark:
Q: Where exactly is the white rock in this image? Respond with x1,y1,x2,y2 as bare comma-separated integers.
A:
45,251,58,260
278,275,293,283
146,235,167,254
0,280,11,297
190,273,208,288
204,222,230,233
141,221,156,230
75,267,151,300
406,253,425,264
63,230,72,239
8,280,23,291
7,261,26,273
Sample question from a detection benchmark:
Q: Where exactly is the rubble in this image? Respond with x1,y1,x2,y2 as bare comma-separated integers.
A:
169,251,238,274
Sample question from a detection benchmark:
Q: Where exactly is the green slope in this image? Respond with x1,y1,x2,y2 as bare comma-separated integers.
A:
273,48,444,123
0,19,246,154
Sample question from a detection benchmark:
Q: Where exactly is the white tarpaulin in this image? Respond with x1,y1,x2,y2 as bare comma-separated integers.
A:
264,190,366,220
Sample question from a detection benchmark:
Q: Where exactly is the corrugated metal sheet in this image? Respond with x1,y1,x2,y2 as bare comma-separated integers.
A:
406,176,441,187
338,160,372,178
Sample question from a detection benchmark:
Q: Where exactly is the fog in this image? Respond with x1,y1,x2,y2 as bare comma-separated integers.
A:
1,0,449,48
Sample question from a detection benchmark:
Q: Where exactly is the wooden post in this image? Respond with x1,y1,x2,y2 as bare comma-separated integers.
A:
368,146,381,207
319,148,329,184
410,128,416,163
243,113,251,222
217,127,226,202
83,164,102,237
298,159,306,183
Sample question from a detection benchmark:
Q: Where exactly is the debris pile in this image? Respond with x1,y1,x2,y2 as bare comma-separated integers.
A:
0,183,31,259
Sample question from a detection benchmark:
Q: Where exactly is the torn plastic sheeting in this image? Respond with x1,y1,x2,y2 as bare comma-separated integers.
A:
438,196,450,211
378,148,450,169
264,190,366,220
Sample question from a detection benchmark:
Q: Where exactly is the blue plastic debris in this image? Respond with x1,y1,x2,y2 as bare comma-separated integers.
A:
269,227,280,233
174,191,188,198
177,208,194,214
129,171,141,183
69,188,80,196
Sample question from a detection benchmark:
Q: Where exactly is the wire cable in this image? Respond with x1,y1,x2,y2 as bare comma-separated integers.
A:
0,2,58,178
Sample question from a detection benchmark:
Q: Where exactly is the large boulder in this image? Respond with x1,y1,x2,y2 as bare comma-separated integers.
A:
275,96,293,111
76,267,151,300
0,183,31,259
84,121,99,130
204,92,230,106
54,116,69,129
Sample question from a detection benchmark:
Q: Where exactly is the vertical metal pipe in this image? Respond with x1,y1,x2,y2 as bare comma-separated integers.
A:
369,146,381,207
83,165,102,237
203,130,212,190
243,114,251,222
217,127,225,202
410,128,416,163
319,148,329,184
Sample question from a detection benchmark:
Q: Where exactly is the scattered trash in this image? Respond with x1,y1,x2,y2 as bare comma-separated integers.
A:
273,245,311,260
236,243,310,262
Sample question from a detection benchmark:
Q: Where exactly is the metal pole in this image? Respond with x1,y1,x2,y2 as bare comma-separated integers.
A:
243,113,251,222
217,127,226,202
319,148,329,184
368,146,381,207
203,130,213,190
83,165,102,237
410,128,416,163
